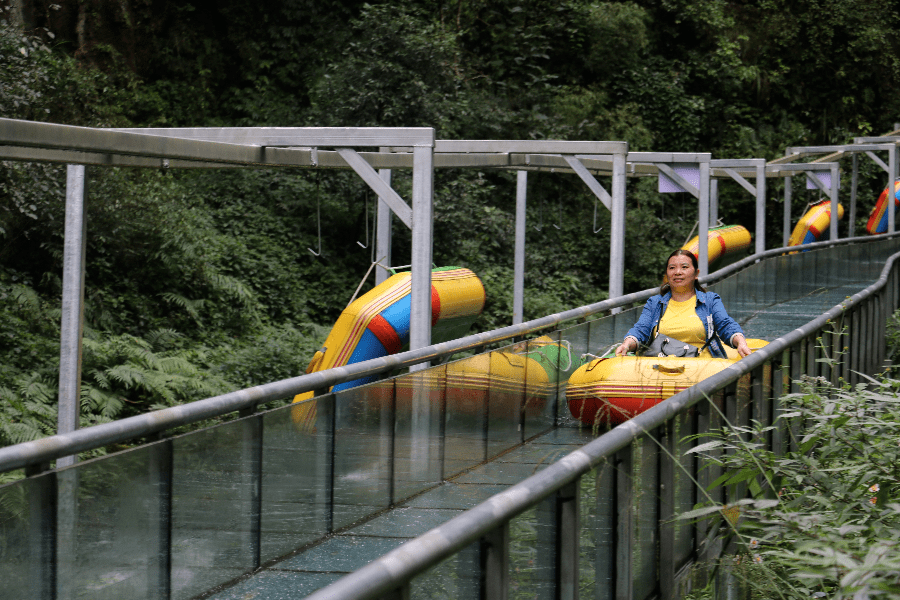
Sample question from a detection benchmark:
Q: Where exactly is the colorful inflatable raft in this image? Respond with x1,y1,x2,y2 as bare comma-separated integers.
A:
359,335,571,418
682,224,751,265
294,266,485,402
566,339,767,426
788,200,844,247
866,180,900,235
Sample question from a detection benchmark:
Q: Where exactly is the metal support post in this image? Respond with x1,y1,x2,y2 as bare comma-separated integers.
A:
698,161,710,277
58,165,87,468
376,167,393,285
755,162,766,254
783,173,792,247
482,523,510,600
890,145,897,234
609,152,627,310
709,179,718,225
829,164,840,243
849,153,859,238
557,481,579,600
410,144,434,367
513,171,527,325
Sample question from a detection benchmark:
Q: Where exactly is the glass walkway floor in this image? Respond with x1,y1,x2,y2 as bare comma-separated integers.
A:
208,428,596,599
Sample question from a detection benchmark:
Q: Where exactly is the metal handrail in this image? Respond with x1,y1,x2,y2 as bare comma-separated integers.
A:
302,247,900,600
0,232,897,474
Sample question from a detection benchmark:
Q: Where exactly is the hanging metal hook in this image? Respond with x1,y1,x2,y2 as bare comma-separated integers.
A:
357,189,370,249
308,172,322,257
592,196,604,234
552,195,562,230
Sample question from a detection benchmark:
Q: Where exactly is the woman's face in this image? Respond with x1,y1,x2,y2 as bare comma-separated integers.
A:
666,254,698,293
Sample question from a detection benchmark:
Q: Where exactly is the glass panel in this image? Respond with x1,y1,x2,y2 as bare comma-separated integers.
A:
557,322,591,428
444,355,487,478
509,496,557,600
486,345,525,458
673,411,695,568
633,435,658,600
394,368,444,501
579,461,615,599
613,306,641,342
0,473,55,600
587,315,615,358
55,446,169,600
260,395,334,563
410,540,480,599
171,418,259,600
521,335,563,438
331,383,392,529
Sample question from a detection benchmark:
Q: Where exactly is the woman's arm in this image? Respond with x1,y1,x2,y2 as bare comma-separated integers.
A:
615,296,661,356
707,293,751,357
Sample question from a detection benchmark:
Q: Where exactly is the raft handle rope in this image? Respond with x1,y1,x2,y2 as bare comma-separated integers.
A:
524,339,573,372
345,256,388,309
582,343,619,370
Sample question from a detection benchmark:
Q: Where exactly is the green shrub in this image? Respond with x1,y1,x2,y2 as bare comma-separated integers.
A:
683,376,900,598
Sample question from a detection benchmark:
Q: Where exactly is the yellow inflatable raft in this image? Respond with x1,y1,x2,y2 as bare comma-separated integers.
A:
566,339,767,426
789,200,844,247
682,224,751,264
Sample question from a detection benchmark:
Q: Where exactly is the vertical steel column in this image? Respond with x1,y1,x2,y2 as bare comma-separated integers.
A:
58,165,87,468
889,145,897,234
148,439,173,600
241,412,263,571
783,173,793,248
28,469,57,600
659,420,677,600
698,161,710,277
849,153,859,238
410,143,434,364
513,171,527,325
375,166,393,286
609,152,627,310
615,446,634,600
829,164,840,243
595,459,617,598
709,179,718,225
755,161,766,254
557,481,579,600
482,523,510,600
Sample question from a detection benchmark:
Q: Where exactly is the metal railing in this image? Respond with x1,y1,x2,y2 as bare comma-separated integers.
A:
304,241,900,600
0,235,898,600
1,232,897,476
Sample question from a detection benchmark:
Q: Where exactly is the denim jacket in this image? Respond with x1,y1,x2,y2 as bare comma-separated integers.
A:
623,290,744,359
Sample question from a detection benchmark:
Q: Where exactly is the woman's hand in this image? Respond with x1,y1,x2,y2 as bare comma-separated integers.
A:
733,334,752,358
615,338,636,356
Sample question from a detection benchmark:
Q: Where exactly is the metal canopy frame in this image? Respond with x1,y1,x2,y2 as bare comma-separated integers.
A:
710,159,767,255
769,139,900,243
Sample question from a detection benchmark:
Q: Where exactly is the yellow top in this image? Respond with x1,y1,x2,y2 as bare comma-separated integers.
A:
658,298,710,357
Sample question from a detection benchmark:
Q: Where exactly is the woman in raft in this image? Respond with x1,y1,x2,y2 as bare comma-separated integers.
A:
615,249,752,358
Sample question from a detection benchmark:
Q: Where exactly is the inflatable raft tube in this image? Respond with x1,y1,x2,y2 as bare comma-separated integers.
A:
682,224,752,265
566,339,768,426
866,179,900,235
788,200,844,247
292,267,484,404
361,349,553,418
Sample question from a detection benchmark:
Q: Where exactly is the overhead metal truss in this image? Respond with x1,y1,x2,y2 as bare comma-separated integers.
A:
5,115,900,465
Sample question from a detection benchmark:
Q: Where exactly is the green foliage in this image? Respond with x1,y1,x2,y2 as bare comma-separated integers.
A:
887,308,900,365
683,375,900,598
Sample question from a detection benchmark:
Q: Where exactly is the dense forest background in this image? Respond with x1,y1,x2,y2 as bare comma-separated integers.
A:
1,0,900,447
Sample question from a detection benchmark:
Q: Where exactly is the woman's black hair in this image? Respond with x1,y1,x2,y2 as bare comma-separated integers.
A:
659,248,707,295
